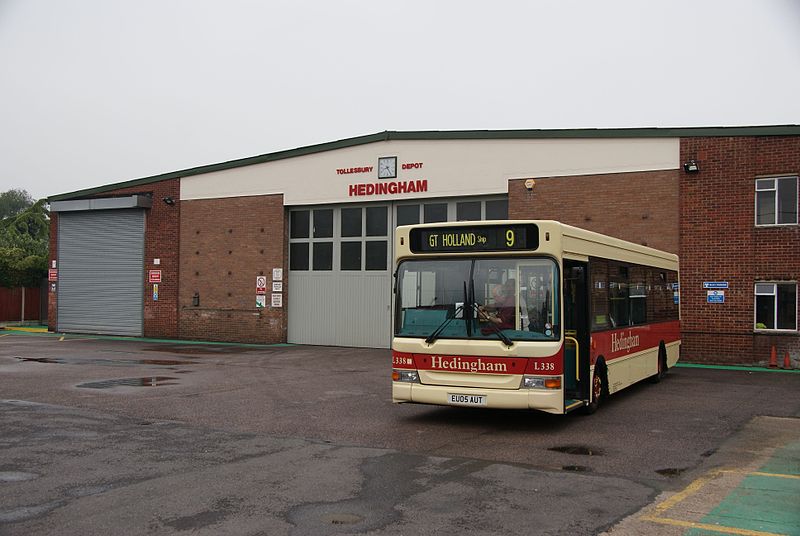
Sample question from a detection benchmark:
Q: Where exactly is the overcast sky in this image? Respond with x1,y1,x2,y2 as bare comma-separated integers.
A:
1,0,799,202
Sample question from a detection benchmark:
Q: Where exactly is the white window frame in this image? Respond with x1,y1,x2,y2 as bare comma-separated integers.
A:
755,176,798,226
754,281,798,332
288,203,390,273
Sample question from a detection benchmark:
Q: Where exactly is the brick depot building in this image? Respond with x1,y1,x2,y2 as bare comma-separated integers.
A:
47,126,800,366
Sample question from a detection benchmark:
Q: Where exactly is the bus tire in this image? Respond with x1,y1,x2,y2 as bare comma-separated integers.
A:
649,343,668,384
583,360,607,415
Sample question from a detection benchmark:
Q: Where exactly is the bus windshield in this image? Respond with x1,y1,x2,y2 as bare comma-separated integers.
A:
395,257,560,342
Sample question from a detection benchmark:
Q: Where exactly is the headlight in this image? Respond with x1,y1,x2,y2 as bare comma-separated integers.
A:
392,369,419,383
522,375,561,389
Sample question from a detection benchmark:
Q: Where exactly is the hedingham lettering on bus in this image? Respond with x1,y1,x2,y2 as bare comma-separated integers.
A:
611,331,641,353
430,356,508,373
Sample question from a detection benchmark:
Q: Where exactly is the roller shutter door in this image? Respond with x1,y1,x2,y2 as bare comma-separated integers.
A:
57,209,145,336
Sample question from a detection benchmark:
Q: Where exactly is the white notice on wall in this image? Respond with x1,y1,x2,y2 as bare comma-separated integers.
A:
256,295,266,308
273,268,283,281
272,281,283,292
271,293,283,307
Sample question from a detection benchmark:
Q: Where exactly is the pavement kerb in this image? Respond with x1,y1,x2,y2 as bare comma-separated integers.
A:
675,363,800,374
0,327,294,349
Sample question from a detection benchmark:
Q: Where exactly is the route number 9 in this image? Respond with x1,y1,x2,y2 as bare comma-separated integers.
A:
506,229,515,247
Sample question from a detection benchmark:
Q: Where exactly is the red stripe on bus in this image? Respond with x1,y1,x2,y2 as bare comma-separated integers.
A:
590,320,680,364
392,349,564,376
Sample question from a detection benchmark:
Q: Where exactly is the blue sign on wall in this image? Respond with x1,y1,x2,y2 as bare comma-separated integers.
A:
707,290,725,303
703,281,729,289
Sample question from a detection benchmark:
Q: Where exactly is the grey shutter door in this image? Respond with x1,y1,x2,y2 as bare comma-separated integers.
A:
57,209,145,336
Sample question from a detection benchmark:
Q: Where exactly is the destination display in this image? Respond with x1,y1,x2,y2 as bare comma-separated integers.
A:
409,224,539,253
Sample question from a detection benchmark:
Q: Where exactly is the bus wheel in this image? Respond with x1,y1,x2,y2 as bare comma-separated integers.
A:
649,343,668,384
583,361,606,415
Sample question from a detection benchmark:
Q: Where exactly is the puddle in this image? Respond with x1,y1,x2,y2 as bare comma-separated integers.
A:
548,445,603,456
322,513,364,525
15,357,195,367
137,359,196,366
0,471,39,482
14,357,65,364
561,465,592,472
76,377,179,389
656,467,687,477
701,449,717,457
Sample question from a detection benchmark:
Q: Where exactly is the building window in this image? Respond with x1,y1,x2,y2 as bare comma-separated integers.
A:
755,282,797,330
312,242,333,270
424,203,447,223
290,205,389,273
365,241,387,270
290,210,310,238
456,201,481,221
485,199,508,220
366,206,388,236
396,205,420,226
289,243,309,270
313,209,333,238
756,177,798,226
341,208,362,237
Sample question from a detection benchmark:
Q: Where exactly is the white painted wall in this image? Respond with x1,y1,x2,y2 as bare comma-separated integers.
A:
180,138,679,205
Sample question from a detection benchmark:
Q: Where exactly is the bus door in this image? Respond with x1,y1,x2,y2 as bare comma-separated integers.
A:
563,260,590,408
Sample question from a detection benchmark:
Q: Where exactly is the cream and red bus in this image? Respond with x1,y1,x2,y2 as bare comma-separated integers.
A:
391,220,680,415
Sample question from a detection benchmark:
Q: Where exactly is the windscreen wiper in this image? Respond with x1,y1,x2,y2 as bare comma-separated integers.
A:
424,303,465,345
477,308,514,347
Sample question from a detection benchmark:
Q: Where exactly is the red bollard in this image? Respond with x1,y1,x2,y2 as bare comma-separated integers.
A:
784,351,792,370
769,345,777,368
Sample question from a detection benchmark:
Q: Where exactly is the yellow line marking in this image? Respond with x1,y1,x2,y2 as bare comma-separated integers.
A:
643,468,796,536
642,515,787,536
0,334,9,338
59,336,65,341
653,469,724,514
750,471,800,480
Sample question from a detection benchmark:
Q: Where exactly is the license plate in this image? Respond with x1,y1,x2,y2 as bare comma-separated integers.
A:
447,393,487,406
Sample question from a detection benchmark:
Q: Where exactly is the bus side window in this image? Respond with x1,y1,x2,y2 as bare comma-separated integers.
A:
591,258,610,330
609,262,630,327
629,265,647,325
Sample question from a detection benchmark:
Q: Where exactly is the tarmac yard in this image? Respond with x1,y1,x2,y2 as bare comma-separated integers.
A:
1,331,798,535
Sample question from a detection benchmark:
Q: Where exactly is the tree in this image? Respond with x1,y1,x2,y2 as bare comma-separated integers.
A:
0,198,49,288
0,189,35,220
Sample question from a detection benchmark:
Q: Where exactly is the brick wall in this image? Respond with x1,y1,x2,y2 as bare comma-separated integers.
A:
48,179,181,338
178,195,286,344
508,170,680,253
680,137,800,366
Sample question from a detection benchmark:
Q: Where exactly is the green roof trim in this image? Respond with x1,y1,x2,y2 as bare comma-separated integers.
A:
48,125,800,201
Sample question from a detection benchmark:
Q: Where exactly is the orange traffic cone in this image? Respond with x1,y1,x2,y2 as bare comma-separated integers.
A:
769,345,777,368
784,351,792,370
